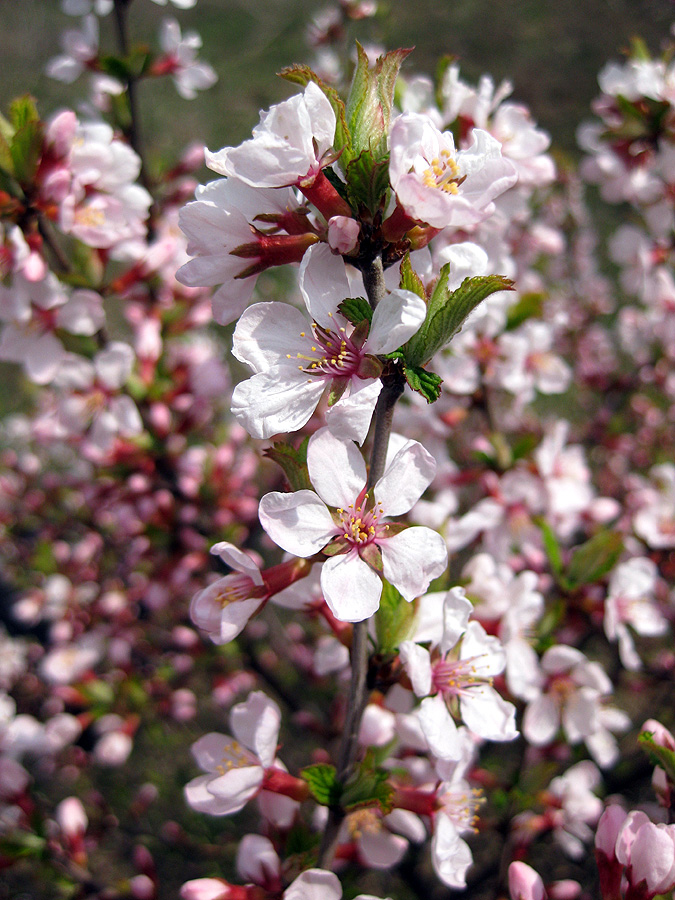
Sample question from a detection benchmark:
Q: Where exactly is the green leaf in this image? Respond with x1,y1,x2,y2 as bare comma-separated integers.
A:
399,252,427,301
0,111,14,144
505,292,544,330
323,166,352,205
375,579,416,654
9,95,39,131
638,730,675,784
403,270,514,367
301,764,342,807
534,517,564,578
99,54,134,82
565,531,624,589
280,64,351,159
338,296,372,326
263,438,311,491
342,765,394,814
10,119,43,184
345,147,390,214
0,129,15,175
404,364,443,403
7,97,42,185
345,44,412,165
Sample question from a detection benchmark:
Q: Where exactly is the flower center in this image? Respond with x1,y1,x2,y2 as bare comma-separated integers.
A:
336,496,388,549
213,574,262,608
74,204,106,228
290,314,363,379
214,739,257,774
348,808,381,840
439,784,485,833
422,148,465,194
431,654,493,697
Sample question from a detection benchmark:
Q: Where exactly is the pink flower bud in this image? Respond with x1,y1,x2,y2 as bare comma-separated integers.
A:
327,215,360,254
629,823,675,896
642,719,675,751
616,811,651,866
56,797,87,837
130,875,156,900
595,805,628,858
547,881,581,900
180,880,230,900
509,862,547,900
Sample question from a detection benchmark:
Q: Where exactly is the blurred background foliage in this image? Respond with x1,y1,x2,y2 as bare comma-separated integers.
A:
1,0,673,162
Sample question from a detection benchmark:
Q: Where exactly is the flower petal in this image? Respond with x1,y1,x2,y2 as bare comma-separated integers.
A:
321,552,382,622
259,490,337,557
367,289,427,355
380,527,447,602
307,427,366,507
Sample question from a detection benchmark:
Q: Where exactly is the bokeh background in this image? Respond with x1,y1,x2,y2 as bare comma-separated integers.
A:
1,2,674,897
2,0,674,162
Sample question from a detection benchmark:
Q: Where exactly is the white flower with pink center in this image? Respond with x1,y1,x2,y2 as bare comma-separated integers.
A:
400,587,517,758
604,557,668,671
184,691,298,823
389,112,517,229
205,81,336,189
258,427,447,622
231,244,426,443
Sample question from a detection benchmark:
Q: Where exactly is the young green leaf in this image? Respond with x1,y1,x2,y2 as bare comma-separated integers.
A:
342,765,394,814
375,580,416,654
404,365,443,403
565,531,624,589
301,764,342,807
338,296,373,326
638,730,675,785
399,252,427,301
403,271,514,367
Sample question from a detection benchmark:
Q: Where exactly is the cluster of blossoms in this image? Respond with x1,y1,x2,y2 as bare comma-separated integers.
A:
0,1,675,898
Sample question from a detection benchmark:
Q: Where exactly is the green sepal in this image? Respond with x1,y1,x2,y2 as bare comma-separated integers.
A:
565,530,624,589
338,296,373,326
301,763,342,807
263,438,311,491
280,64,351,159
360,542,383,572
345,147,390,215
403,269,514,367
327,375,350,407
505,292,544,330
399,252,427,301
322,535,351,557
638,730,675,784
357,356,383,379
342,765,394,814
345,44,412,165
375,579,415,654
404,364,443,403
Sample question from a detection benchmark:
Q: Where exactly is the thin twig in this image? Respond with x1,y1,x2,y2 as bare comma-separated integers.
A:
112,0,153,207
316,253,402,867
